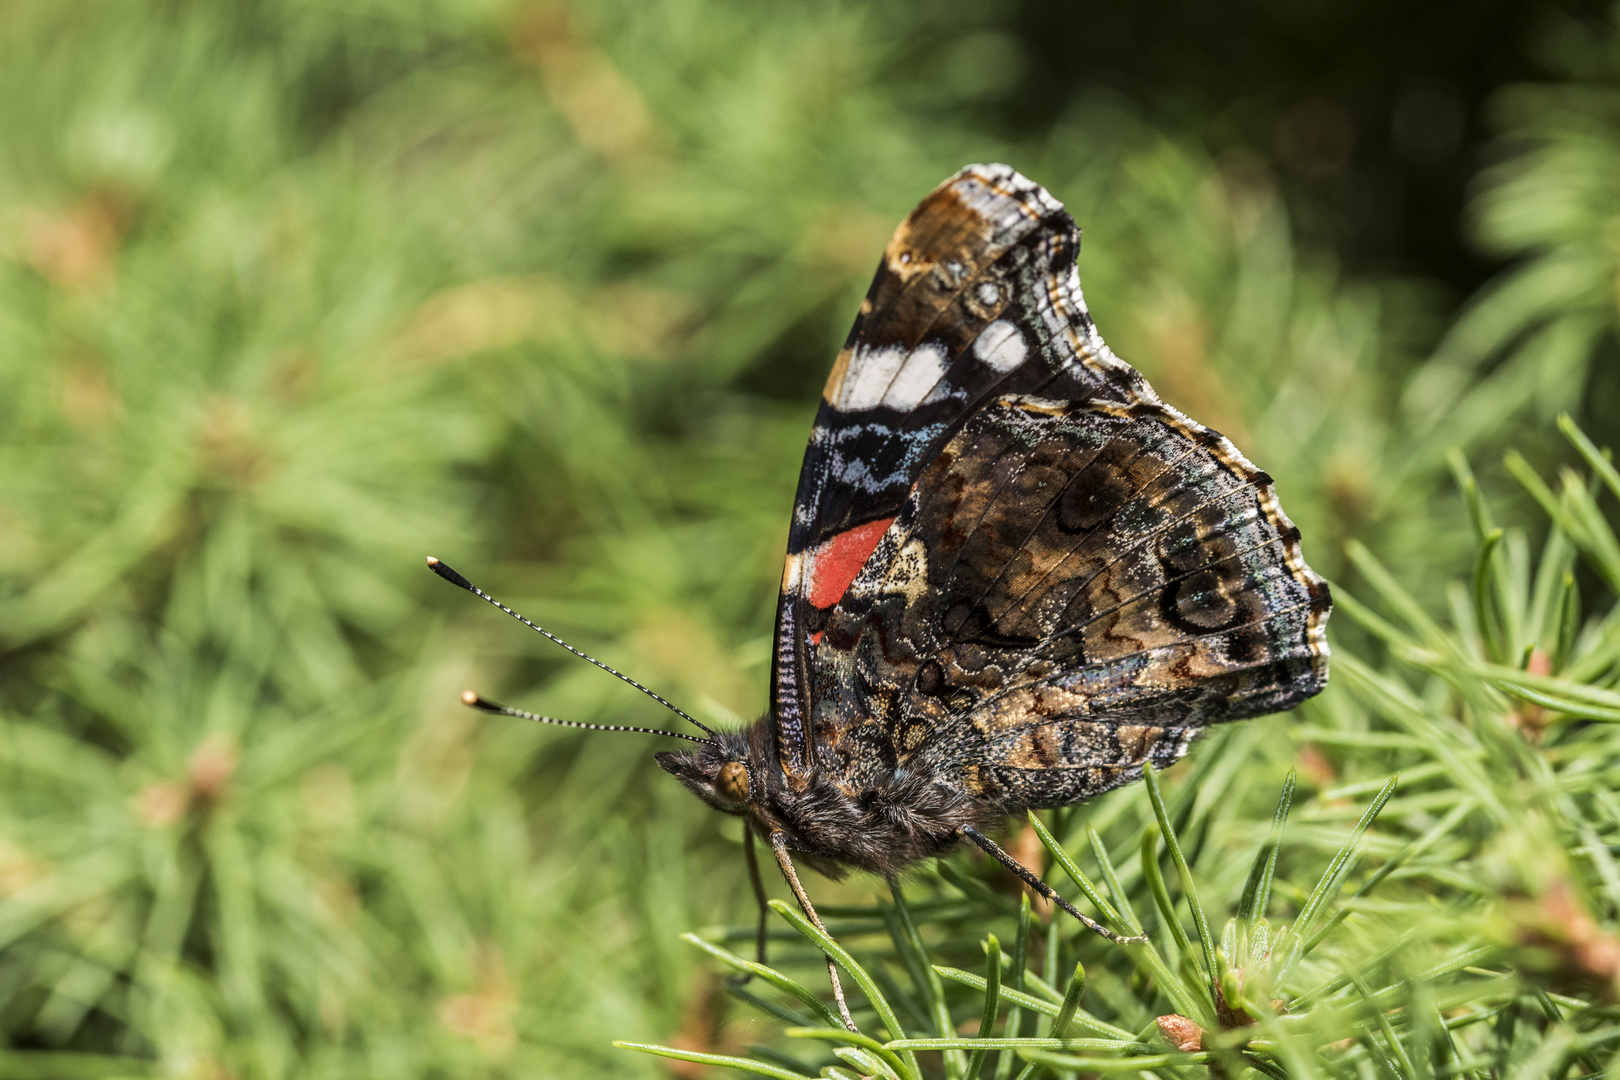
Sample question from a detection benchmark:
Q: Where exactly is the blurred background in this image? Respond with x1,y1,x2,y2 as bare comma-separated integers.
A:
1,0,1618,1076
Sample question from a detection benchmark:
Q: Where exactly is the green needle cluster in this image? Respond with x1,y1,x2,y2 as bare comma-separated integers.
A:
1,3,1619,1078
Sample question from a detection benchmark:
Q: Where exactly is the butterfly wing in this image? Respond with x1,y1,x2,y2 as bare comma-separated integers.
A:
771,164,1329,799
811,393,1330,807
772,164,1148,776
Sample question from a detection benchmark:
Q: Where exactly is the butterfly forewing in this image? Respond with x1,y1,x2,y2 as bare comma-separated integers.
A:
772,164,1329,802
774,167,1112,773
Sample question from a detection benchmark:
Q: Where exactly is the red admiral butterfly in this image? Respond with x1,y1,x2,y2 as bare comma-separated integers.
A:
430,164,1330,1030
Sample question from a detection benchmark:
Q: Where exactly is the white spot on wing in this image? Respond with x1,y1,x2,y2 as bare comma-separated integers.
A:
836,344,906,410
976,282,1000,306
881,342,948,411
837,342,950,412
973,319,1028,372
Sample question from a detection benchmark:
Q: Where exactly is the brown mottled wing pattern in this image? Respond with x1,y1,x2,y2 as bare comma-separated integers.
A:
811,394,1330,809
772,165,1152,778
771,164,1330,805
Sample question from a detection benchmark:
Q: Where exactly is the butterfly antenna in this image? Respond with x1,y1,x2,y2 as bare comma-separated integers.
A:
459,691,705,743
426,556,716,737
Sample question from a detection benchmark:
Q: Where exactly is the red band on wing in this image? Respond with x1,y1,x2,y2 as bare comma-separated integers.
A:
807,517,894,610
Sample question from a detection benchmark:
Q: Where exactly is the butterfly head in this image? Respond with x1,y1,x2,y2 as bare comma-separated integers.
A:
656,729,755,814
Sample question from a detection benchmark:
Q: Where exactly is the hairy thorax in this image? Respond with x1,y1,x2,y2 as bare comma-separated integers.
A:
744,719,1000,878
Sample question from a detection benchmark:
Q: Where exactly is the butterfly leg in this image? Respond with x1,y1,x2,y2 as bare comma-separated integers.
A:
958,826,1147,945
770,830,859,1032
728,827,769,988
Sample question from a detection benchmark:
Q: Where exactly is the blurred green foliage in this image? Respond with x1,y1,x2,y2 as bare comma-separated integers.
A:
1,1,1618,1077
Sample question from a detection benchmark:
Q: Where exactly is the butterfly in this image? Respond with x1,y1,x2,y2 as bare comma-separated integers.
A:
431,163,1330,1030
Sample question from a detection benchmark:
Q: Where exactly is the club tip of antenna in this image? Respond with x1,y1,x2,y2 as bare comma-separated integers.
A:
460,689,478,705
426,556,474,591
460,690,506,714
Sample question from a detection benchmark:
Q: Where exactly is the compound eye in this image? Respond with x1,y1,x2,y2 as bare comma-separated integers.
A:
715,761,749,804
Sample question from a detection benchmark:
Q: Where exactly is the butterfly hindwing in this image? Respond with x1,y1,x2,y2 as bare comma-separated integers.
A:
799,394,1328,804
771,164,1330,799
